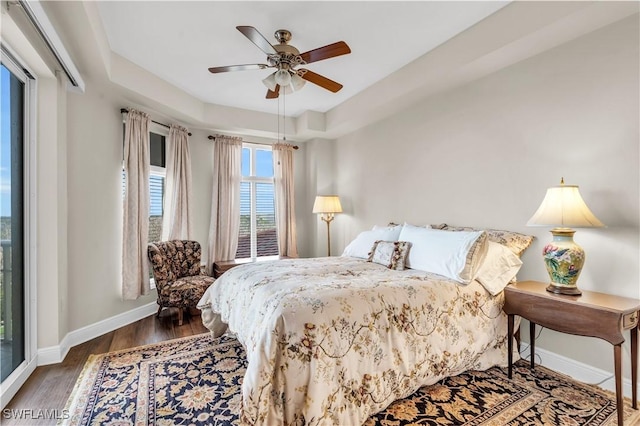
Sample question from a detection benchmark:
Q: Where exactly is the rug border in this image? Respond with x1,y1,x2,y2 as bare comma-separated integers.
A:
59,334,640,426
59,333,212,425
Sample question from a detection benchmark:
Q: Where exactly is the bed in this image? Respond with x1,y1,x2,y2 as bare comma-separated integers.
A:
198,249,519,425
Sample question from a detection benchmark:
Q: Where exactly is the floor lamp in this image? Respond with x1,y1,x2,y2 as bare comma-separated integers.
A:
313,195,342,256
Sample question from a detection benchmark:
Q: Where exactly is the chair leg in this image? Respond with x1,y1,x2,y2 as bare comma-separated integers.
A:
157,305,162,318
178,308,184,326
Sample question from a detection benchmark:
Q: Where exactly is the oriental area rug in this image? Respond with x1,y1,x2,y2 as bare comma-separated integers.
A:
61,333,640,426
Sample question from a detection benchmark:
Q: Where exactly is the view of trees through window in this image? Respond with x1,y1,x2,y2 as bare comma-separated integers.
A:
236,145,278,259
148,132,166,244
1,62,26,383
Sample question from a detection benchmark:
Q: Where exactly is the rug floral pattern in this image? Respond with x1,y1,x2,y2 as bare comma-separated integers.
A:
62,333,640,426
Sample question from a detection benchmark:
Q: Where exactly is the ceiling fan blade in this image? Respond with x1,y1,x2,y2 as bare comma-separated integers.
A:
208,64,270,73
298,69,343,93
237,26,278,56
299,41,351,64
266,84,280,99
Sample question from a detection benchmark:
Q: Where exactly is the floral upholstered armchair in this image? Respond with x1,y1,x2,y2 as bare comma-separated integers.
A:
147,240,215,325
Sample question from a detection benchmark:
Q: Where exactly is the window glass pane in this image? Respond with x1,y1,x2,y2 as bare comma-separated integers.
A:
150,133,165,167
241,147,250,177
255,149,273,177
1,64,26,382
148,174,164,243
255,182,278,257
236,182,251,259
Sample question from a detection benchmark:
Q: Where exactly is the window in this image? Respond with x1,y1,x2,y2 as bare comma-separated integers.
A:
148,131,166,244
122,127,166,244
237,144,278,259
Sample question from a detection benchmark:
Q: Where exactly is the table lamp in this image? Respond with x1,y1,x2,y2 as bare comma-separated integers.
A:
527,178,604,295
313,195,342,256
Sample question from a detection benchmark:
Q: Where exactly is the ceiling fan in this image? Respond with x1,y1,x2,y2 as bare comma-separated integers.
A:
208,26,351,99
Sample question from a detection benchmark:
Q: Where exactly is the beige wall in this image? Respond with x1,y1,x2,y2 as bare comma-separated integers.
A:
325,16,639,374
66,80,156,330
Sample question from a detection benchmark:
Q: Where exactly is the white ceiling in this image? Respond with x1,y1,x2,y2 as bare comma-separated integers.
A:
96,1,507,117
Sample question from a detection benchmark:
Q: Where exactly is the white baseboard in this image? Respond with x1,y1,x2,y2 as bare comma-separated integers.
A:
520,344,640,399
37,302,157,366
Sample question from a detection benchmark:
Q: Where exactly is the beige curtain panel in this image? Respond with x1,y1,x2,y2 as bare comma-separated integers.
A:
273,143,299,258
163,125,193,240
122,109,151,300
207,135,243,272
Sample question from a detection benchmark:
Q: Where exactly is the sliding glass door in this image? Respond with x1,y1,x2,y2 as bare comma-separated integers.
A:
0,56,28,385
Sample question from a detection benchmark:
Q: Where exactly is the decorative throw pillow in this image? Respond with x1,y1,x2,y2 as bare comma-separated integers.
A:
367,240,411,270
398,224,488,284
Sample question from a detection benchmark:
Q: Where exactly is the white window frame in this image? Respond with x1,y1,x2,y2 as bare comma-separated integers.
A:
241,143,275,259
0,46,38,409
147,124,167,289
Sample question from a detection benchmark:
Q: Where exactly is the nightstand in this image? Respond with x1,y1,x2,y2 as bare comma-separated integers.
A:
504,280,640,425
213,255,289,278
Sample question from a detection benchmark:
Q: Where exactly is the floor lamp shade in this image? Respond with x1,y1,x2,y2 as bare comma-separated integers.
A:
527,179,604,295
313,196,342,256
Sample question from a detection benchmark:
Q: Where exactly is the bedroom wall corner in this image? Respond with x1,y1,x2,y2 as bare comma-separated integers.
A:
55,71,70,342
292,143,311,258
300,138,338,258
186,128,214,264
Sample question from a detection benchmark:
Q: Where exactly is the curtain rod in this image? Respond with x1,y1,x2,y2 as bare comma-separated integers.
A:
120,108,192,136
207,134,298,150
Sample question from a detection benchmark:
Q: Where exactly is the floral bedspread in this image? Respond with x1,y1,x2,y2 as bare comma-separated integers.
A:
198,257,513,426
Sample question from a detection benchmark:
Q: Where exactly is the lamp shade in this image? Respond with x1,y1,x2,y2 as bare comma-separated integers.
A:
290,73,306,92
313,195,342,214
527,182,604,228
274,69,292,86
262,72,305,94
262,72,277,91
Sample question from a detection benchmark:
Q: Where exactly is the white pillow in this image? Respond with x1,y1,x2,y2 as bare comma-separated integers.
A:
342,226,402,259
476,241,523,296
398,224,488,284
371,224,403,233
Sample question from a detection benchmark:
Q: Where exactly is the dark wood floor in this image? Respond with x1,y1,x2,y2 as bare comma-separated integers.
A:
3,308,208,425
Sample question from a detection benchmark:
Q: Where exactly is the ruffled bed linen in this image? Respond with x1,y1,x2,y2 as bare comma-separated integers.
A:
198,256,514,426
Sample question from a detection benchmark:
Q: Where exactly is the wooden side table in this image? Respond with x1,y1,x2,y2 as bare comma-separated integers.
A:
504,280,640,425
213,255,289,278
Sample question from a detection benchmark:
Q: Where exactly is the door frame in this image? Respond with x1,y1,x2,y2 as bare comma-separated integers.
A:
0,44,38,409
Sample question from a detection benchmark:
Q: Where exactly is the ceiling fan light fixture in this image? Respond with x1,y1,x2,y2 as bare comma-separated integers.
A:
262,72,277,91
209,27,351,99
281,84,294,95
274,69,292,86
290,73,306,92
